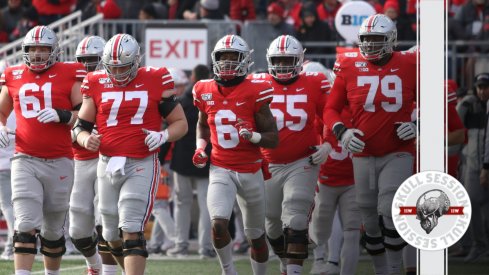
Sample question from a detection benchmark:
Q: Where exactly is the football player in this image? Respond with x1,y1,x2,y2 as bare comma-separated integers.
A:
74,33,188,275
69,35,120,275
324,14,417,275
302,61,362,275
249,35,331,275
0,25,86,274
192,34,278,275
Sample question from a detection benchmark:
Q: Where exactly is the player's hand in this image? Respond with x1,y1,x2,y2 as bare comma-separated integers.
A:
0,125,11,148
37,108,60,123
481,169,489,189
341,129,365,153
192,148,208,168
82,134,101,152
309,142,332,165
396,122,416,141
143,128,169,151
235,119,253,140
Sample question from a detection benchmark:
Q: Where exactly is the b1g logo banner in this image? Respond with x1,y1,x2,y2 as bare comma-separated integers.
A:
334,1,375,44
392,171,471,250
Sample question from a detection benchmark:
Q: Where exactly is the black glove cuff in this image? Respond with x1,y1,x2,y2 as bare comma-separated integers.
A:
55,109,73,124
332,123,347,141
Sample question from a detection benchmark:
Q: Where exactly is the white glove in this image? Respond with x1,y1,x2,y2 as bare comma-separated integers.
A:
341,129,365,153
0,125,10,148
396,122,416,140
309,142,332,165
36,108,60,123
143,128,169,151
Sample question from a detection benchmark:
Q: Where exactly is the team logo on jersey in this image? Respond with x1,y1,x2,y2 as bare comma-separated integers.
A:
99,78,111,84
355,62,367,67
201,93,212,101
392,171,471,250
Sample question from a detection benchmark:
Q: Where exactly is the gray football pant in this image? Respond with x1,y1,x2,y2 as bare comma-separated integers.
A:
172,172,212,252
0,170,14,247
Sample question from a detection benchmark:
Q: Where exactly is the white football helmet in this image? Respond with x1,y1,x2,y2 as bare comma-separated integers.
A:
211,35,253,80
75,36,106,72
102,34,140,86
358,14,397,61
302,61,336,84
266,35,304,81
22,25,60,72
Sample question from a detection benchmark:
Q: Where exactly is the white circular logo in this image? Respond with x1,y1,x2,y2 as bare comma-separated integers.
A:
392,171,471,250
334,1,375,44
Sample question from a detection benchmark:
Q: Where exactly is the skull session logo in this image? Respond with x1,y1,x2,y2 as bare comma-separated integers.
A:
392,171,471,250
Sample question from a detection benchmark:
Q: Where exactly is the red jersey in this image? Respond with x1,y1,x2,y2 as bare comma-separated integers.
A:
319,108,354,187
81,67,174,158
192,78,273,173
324,51,417,157
0,62,86,159
250,73,330,164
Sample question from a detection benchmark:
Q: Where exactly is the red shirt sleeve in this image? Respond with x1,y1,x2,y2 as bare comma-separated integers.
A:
323,74,347,130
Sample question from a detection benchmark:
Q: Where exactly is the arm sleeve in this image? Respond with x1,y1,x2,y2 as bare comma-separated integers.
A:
323,74,347,130
192,82,204,112
315,74,331,120
254,83,274,112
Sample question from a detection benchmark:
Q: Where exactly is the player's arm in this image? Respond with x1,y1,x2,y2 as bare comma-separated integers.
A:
73,94,99,151
161,102,188,143
0,85,14,148
0,86,13,125
253,103,279,148
69,80,83,125
193,111,211,168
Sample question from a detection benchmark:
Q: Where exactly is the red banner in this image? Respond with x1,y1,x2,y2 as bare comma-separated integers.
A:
399,206,464,215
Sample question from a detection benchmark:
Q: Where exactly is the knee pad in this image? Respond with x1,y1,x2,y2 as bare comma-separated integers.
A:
122,232,148,258
244,228,264,240
96,225,110,254
284,228,309,260
267,235,285,258
360,232,385,255
39,235,66,258
72,234,97,255
108,244,123,257
379,216,407,251
13,231,38,255
211,219,228,239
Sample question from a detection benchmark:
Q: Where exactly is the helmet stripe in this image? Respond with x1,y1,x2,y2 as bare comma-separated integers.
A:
366,15,377,32
112,34,123,62
34,26,43,43
224,35,233,48
81,37,90,55
279,35,287,53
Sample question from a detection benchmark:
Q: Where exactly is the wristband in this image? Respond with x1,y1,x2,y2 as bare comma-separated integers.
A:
249,132,262,144
55,109,73,124
196,138,208,149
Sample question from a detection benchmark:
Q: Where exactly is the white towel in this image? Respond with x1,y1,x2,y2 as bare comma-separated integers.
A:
105,156,127,176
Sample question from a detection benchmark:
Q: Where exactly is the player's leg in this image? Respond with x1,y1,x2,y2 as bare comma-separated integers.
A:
309,184,340,274
151,200,175,253
236,169,268,275
377,152,413,275
281,158,318,275
338,185,361,275
40,157,75,273
11,157,43,272
264,164,286,273
70,158,101,272
207,165,238,275
353,156,388,275
167,172,192,257
97,157,125,269
194,176,213,256
118,155,160,275
403,244,417,275
0,170,14,259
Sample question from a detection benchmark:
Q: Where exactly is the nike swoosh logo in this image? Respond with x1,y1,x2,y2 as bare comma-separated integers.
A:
60,176,67,180
135,84,144,88
296,88,304,92
391,68,399,72
236,102,245,106
49,74,56,78
136,168,144,172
